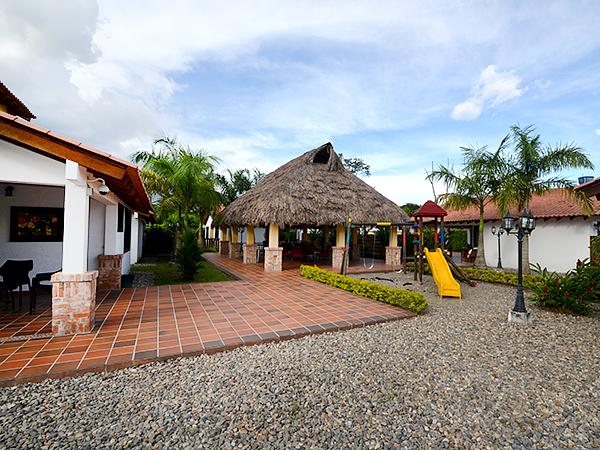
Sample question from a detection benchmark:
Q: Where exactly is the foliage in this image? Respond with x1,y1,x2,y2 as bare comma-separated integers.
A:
426,137,509,267
401,203,420,216
217,168,264,205
143,224,174,256
132,258,230,285
496,124,594,214
175,230,203,281
300,265,428,314
590,236,600,266
338,153,371,176
447,228,468,252
530,259,600,314
132,136,221,230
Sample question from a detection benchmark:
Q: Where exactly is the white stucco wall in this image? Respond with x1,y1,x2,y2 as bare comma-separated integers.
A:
483,218,597,273
0,140,65,186
87,198,106,271
0,183,64,277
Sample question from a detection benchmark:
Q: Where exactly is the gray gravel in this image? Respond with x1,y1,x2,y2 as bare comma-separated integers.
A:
1,273,599,449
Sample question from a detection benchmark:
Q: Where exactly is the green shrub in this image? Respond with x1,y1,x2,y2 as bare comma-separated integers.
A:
447,229,468,252
175,230,203,281
299,265,428,314
530,259,600,314
591,236,600,266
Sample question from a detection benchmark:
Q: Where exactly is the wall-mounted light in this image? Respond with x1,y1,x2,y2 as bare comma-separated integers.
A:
87,177,110,196
4,185,14,197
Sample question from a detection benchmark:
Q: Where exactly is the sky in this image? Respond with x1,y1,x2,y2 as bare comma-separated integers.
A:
2,0,600,205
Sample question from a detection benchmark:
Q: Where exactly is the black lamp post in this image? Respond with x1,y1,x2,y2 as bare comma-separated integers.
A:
501,209,536,324
490,225,504,269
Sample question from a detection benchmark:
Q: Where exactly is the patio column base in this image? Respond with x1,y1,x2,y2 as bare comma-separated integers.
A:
229,243,242,259
219,240,230,256
385,246,401,266
243,244,257,264
508,310,533,325
264,247,283,272
97,254,122,290
331,247,344,271
51,271,98,336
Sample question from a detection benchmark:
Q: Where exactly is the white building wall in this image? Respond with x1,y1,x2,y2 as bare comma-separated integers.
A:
87,198,106,271
0,183,64,277
0,140,65,186
483,218,596,273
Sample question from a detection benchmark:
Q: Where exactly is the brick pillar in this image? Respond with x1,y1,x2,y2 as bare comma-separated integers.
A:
230,242,242,259
220,240,230,256
385,246,402,266
331,247,344,271
243,244,257,264
264,247,283,272
51,271,98,336
97,254,123,290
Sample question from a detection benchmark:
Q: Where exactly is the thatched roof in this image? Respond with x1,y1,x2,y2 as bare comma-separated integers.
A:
222,143,410,227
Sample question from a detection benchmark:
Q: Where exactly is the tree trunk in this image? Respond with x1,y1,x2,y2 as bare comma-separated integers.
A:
474,208,486,267
522,233,530,274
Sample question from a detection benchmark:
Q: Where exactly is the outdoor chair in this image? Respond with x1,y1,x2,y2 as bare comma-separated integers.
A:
31,269,61,314
0,260,33,312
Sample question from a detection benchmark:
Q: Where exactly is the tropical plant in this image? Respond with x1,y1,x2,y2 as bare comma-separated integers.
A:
496,124,595,273
530,259,600,314
132,136,222,245
401,203,420,217
216,168,264,205
426,137,509,267
175,229,203,280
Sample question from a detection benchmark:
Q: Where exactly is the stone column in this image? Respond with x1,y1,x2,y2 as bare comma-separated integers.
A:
243,225,257,264
331,224,346,271
229,227,242,259
264,223,282,272
97,254,123,289
51,271,98,336
386,225,401,266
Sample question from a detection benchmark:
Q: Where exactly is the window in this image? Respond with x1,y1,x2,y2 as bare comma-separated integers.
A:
124,208,132,253
117,204,124,232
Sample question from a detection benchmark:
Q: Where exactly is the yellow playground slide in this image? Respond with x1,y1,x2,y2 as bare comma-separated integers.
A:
424,248,461,299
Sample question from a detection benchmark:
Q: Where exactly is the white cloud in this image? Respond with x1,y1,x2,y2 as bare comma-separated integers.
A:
451,65,525,121
595,129,600,137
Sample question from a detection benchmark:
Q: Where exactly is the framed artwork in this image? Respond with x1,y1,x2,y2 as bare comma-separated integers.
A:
9,207,64,242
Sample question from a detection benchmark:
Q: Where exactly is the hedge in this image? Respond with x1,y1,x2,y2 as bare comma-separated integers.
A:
407,262,542,289
299,265,429,314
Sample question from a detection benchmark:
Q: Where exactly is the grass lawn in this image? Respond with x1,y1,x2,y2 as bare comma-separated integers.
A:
131,257,231,285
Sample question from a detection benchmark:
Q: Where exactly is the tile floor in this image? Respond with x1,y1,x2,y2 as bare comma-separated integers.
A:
0,254,414,385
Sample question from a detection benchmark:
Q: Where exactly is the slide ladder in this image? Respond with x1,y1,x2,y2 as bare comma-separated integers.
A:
424,248,461,298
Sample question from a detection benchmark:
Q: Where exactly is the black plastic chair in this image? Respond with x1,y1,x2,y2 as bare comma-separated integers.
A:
31,269,61,314
0,260,33,313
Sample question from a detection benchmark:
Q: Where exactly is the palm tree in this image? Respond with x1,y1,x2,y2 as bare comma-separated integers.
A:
216,168,264,205
427,137,509,267
496,124,594,273
132,136,221,245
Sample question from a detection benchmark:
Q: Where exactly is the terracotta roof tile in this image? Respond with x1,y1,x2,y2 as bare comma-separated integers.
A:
445,189,600,223
0,82,36,120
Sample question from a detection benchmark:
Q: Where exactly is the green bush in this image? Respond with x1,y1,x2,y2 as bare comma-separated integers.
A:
530,259,600,314
591,236,600,266
447,228,468,252
299,265,428,314
175,230,203,281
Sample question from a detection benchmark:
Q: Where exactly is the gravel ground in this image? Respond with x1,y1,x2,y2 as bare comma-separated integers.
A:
131,271,155,288
1,273,599,449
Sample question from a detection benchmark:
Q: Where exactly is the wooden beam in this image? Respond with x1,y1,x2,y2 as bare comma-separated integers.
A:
0,122,126,179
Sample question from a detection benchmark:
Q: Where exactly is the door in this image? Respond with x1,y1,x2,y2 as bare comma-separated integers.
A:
87,199,106,271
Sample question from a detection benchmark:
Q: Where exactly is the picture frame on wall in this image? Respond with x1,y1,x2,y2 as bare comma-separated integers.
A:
9,206,64,242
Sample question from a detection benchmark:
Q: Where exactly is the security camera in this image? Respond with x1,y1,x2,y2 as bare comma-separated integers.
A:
98,184,110,195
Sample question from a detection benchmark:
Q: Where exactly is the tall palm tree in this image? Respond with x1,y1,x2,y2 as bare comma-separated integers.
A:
496,124,594,272
427,137,509,267
132,137,221,245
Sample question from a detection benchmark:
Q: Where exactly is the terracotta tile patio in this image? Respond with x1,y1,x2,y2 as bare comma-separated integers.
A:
0,254,414,386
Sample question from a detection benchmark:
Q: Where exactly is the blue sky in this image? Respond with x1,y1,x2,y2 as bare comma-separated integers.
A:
2,0,600,204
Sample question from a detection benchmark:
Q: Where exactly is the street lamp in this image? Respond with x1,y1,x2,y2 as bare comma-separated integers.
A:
490,225,505,269
502,209,536,324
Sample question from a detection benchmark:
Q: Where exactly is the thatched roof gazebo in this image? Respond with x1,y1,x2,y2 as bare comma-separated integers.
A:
221,142,410,272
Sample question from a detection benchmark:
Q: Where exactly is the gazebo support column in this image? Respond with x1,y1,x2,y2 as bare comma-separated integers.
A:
350,226,358,260
331,224,345,271
229,227,241,259
264,223,282,272
385,225,401,267
243,225,257,264
219,225,229,256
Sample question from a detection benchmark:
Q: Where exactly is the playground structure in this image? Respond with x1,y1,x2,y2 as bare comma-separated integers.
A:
412,201,474,296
